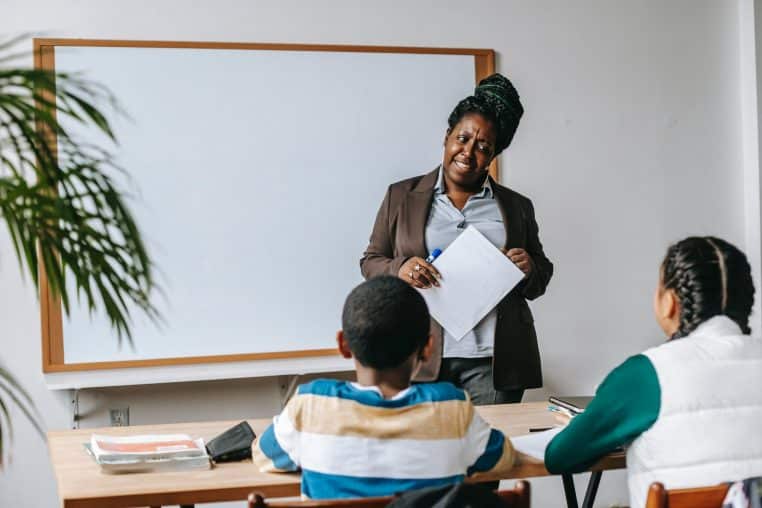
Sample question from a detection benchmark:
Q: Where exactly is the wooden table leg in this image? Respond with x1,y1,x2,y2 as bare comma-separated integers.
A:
562,473,579,508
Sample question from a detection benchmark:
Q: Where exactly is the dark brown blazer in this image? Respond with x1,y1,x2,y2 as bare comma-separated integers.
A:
360,168,553,390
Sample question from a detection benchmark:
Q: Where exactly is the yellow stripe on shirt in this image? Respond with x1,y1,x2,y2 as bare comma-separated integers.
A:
288,393,475,440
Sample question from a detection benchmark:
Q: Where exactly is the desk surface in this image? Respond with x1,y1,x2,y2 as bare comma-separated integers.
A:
48,401,625,508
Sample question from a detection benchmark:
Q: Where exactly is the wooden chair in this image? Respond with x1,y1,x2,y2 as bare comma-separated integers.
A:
645,481,729,508
248,493,391,507
496,481,531,508
249,479,531,507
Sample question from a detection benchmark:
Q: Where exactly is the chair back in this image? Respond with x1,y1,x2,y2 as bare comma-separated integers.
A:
248,493,392,508
497,480,530,508
645,481,729,508
249,480,531,507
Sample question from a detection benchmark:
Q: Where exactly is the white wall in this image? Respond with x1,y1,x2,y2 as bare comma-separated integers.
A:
0,1,754,507
740,0,762,333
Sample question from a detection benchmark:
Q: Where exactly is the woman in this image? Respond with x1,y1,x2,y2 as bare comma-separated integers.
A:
360,73,553,405
545,237,762,508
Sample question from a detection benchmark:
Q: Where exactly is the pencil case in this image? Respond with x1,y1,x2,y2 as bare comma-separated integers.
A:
205,421,256,463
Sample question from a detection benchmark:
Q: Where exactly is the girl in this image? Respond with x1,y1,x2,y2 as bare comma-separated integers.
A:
545,237,762,508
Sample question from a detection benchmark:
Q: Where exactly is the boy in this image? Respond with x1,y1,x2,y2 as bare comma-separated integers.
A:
251,276,515,499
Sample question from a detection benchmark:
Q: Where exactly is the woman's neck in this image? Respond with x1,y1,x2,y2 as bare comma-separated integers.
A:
443,173,487,210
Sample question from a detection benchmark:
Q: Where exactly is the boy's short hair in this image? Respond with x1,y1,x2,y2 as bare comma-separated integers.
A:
341,276,430,369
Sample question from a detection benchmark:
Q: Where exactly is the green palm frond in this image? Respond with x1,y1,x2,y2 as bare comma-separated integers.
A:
0,366,44,466
0,37,159,466
1,47,159,339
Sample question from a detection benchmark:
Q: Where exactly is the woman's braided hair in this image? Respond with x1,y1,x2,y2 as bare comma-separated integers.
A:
661,236,755,339
447,73,524,156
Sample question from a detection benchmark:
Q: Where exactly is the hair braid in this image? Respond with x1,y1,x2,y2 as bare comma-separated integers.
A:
661,236,754,339
663,245,710,338
447,73,524,155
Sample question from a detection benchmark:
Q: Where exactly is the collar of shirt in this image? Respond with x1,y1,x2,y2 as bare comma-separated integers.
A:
434,164,494,199
349,382,413,400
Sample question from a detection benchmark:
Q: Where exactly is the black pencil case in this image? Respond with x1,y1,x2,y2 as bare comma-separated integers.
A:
205,421,256,463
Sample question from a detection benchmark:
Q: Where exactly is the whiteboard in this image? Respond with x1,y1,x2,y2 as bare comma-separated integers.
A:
37,40,490,383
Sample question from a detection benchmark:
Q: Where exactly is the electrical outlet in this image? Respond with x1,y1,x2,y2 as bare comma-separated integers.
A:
109,407,130,427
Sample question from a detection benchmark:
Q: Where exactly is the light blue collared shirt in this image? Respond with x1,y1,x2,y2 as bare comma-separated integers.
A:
424,166,506,358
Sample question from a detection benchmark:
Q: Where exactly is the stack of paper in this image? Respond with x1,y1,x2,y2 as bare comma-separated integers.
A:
510,427,564,461
88,433,211,474
418,226,525,340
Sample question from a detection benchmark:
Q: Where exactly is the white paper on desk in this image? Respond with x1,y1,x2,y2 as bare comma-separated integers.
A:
419,225,525,340
511,427,564,460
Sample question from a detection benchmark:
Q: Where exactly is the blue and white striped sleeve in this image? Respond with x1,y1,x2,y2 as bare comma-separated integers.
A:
251,398,300,473
463,409,515,479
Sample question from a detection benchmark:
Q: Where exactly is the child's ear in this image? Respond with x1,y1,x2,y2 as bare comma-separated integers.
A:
419,334,435,362
336,331,353,359
654,287,681,337
665,289,679,319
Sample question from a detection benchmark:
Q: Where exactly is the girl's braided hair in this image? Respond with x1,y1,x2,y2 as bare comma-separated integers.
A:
661,236,754,339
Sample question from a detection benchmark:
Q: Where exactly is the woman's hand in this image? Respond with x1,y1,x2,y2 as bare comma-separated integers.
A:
398,257,441,289
503,248,533,276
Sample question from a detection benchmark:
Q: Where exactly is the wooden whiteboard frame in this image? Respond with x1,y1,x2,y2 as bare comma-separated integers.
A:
34,38,497,374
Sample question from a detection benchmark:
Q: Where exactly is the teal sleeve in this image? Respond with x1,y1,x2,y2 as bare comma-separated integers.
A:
544,354,661,473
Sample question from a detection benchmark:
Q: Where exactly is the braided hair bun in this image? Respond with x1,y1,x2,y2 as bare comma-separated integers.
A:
447,73,524,155
661,236,755,339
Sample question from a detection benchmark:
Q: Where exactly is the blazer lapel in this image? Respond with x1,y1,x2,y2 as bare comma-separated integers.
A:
490,176,523,250
403,168,439,257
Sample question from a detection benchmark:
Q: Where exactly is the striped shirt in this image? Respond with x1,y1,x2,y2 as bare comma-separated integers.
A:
252,379,515,499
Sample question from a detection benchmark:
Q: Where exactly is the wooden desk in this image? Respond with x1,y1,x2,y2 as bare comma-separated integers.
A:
48,402,625,508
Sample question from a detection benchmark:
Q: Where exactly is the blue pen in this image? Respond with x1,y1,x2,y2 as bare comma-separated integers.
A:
425,248,442,264
425,249,443,285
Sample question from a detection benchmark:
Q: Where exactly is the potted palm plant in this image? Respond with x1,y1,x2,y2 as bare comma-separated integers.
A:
0,35,158,464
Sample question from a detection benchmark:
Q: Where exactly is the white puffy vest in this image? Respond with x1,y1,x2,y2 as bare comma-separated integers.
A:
627,316,762,508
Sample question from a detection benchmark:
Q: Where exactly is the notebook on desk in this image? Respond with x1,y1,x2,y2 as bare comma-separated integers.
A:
548,396,593,415
84,433,211,474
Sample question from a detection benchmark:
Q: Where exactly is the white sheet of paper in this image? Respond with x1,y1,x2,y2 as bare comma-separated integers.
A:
418,225,526,341
510,427,564,460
